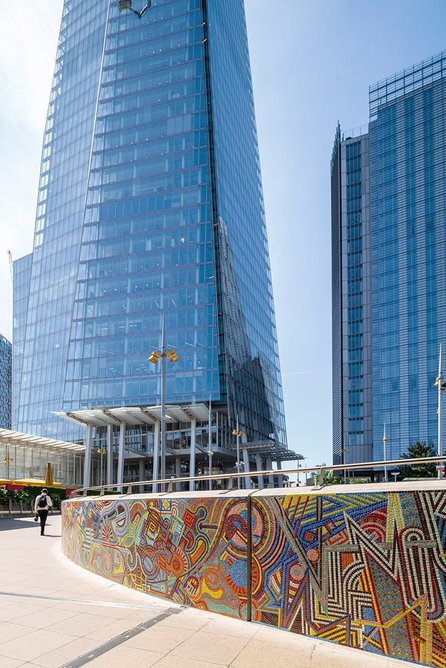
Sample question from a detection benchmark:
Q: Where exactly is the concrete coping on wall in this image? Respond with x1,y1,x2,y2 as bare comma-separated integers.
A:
64,478,446,504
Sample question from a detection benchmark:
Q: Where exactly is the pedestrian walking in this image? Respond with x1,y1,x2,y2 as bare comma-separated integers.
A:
34,488,53,536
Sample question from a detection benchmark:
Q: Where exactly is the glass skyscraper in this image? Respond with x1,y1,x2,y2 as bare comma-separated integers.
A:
13,0,286,454
0,334,12,429
332,52,446,467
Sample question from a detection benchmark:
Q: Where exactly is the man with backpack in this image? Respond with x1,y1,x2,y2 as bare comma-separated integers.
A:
34,488,53,536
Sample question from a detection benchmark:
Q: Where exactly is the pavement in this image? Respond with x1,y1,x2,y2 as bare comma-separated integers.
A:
0,514,420,668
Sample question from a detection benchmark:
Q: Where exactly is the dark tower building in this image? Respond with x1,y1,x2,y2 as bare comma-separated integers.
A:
0,334,12,429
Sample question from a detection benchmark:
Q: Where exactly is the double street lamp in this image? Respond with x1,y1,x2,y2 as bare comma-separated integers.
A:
118,0,151,19
232,417,244,489
148,320,179,488
3,455,13,480
3,442,13,480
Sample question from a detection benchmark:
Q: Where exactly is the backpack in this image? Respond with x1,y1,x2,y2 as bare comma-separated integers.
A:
38,495,47,508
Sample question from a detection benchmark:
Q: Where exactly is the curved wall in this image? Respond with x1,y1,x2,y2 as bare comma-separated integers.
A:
62,493,250,619
62,484,446,667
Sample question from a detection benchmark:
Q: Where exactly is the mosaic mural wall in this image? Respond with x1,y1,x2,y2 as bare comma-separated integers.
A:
62,489,446,667
251,492,446,667
62,496,249,619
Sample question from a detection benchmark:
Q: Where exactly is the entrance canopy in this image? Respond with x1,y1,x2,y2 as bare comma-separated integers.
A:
55,406,303,461
243,441,304,461
55,404,211,428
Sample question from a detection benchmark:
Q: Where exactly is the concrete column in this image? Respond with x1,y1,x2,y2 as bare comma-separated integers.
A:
277,460,284,487
117,422,126,490
255,453,264,490
152,421,160,493
139,459,145,493
242,448,251,489
267,456,274,488
175,457,181,491
106,425,113,486
83,425,92,489
189,418,196,491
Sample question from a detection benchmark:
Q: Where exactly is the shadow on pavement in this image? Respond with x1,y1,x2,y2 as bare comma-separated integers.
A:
0,517,44,531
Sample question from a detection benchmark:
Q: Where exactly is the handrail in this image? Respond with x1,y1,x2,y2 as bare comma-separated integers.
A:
69,455,446,498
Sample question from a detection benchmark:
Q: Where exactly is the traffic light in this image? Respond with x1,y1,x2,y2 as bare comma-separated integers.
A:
148,351,160,364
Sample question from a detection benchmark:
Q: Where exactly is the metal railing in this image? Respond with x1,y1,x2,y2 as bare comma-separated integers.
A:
69,455,446,498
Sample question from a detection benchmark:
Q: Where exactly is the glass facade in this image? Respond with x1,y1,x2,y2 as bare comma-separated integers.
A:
0,439,83,488
12,253,32,428
0,334,12,429
332,52,446,466
14,0,286,449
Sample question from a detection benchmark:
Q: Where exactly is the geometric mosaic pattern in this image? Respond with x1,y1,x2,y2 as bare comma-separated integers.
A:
62,490,446,667
252,492,446,667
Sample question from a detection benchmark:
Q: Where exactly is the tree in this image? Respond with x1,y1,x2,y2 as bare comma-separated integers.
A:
399,441,436,479
314,465,341,486
0,487,8,505
16,489,32,513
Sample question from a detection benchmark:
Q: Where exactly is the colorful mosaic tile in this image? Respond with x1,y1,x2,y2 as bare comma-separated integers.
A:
62,496,249,619
252,492,446,667
62,490,446,667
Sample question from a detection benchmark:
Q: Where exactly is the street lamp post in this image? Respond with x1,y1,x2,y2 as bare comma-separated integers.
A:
341,442,349,484
207,400,213,491
382,424,388,482
232,416,244,490
4,445,13,480
148,317,179,489
207,450,213,490
97,448,107,487
435,344,446,480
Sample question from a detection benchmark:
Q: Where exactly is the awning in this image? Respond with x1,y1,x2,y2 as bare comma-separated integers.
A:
12,479,63,488
0,429,85,453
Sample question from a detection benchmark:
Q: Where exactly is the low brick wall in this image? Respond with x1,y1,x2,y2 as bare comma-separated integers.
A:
62,483,446,667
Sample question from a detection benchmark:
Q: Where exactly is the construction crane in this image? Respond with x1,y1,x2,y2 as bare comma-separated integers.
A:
118,0,151,18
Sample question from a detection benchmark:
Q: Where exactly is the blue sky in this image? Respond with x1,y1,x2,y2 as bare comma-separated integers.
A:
0,1,445,469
